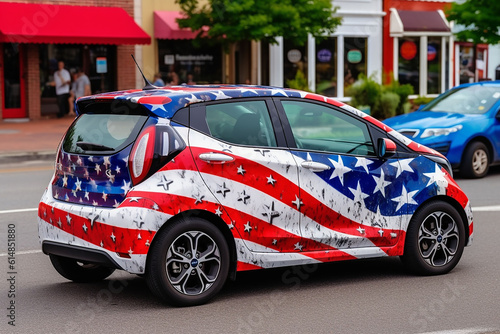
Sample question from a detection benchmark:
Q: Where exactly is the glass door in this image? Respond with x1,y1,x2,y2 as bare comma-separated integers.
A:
2,43,25,118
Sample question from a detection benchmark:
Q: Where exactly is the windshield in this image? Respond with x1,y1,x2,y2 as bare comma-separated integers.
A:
421,85,500,114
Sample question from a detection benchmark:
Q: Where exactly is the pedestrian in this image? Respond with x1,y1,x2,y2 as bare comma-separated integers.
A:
152,72,165,86
51,60,71,118
167,69,179,85
68,69,78,115
74,67,91,99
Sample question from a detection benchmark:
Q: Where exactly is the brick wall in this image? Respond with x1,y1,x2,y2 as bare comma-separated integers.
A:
0,0,139,119
25,44,41,120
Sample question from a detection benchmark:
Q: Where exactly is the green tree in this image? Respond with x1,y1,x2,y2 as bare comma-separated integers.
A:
447,0,500,77
447,0,500,45
175,0,341,47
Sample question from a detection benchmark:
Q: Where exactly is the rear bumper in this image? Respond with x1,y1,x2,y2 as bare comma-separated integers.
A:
38,186,171,274
42,241,122,269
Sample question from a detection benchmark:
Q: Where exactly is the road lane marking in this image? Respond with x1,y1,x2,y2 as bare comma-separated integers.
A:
421,328,499,334
0,249,42,257
0,208,38,214
0,165,54,173
471,205,500,212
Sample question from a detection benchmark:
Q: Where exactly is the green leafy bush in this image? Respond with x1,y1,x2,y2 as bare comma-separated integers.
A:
286,69,311,92
384,81,413,115
378,91,400,119
347,74,414,120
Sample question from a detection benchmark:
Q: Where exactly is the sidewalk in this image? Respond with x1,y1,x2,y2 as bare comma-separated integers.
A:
0,115,75,164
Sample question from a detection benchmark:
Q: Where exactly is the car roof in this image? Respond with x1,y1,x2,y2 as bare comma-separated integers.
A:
452,80,500,90
76,84,444,158
77,84,353,119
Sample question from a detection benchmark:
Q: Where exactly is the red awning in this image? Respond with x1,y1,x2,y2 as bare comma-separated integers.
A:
390,9,451,36
0,2,150,45
398,10,450,32
154,11,205,40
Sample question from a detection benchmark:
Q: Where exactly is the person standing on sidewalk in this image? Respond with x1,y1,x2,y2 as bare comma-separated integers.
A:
51,60,71,118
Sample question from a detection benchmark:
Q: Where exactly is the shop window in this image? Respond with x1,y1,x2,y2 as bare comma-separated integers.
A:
260,41,270,86
427,37,442,94
283,40,307,88
315,37,337,97
157,40,222,85
459,45,474,84
399,37,420,95
344,37,367,96
39,44,116,98
2,44,21,109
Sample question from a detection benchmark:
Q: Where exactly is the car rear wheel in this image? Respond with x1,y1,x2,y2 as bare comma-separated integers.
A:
461,141,489,178
49,254,115,282
401,201,465,276
146,217,229,307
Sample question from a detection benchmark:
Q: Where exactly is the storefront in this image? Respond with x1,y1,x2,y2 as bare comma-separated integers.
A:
388,8,453,97
0,1,150,120
269,0,385,100
383,0,462,98
153,11,223,85
455,42,489,84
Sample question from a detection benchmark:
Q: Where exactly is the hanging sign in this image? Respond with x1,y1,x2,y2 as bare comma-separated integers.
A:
96,57,107,73
317,49,332,63
347,50,362,64
427,45,437,62
401,41,417,60
287,49,302,63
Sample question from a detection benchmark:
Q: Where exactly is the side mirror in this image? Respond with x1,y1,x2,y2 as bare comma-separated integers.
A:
378,138,397,158
417,104,426,111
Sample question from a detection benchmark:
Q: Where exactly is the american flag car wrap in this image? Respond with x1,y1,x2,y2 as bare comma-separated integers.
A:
39,85,473,275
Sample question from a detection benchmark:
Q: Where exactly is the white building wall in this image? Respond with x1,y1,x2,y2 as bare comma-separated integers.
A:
488,45,500,80
269,0,384,100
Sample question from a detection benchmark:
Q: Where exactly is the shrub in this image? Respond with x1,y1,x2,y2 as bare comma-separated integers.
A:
346,74,414,120
286,69,311,92
385,81,413,115
377,91,400,119
348,74,381,110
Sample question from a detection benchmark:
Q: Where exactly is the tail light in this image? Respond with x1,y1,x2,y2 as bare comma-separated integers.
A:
129,120,186,186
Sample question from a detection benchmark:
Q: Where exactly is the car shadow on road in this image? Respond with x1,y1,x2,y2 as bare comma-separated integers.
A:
31,257,407,310
34,256,411,309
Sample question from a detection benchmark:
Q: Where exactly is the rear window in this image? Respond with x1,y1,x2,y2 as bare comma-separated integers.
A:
63,113,148,154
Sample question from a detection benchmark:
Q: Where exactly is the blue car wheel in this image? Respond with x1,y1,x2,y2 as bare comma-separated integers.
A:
461,141,489,178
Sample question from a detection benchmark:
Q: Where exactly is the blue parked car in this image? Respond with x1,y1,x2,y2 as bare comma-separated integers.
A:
384,81,500,178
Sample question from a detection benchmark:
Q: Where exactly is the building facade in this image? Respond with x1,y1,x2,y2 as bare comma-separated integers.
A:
0,0,150,120
268,0,385,101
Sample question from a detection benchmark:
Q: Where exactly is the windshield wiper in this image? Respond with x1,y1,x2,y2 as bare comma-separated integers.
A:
76,141,114,151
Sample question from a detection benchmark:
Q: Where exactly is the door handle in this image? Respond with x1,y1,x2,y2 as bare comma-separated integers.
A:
199,152,234,164
301,161,331,172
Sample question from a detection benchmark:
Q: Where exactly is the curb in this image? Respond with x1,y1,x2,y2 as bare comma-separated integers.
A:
0,151,56,165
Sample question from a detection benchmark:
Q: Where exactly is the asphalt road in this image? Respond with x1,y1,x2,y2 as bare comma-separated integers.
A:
1,161,500,334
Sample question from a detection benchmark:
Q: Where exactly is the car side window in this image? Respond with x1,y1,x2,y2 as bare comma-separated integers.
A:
205,101,277,147
282,100,375,156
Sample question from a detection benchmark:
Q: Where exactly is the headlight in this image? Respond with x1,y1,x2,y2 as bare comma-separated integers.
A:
420,125,463,138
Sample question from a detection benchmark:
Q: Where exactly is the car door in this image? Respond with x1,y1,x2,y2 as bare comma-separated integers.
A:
274,98,405,252
188,99,303,253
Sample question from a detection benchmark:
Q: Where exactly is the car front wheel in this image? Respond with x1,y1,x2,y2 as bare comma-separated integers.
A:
146,217,230,307
401,201,465,276
461,141,489,178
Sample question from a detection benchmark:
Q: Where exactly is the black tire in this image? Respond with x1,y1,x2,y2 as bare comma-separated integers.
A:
146,217,230,307
401,201,465,276
49,254,115,283
461,141,489,178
